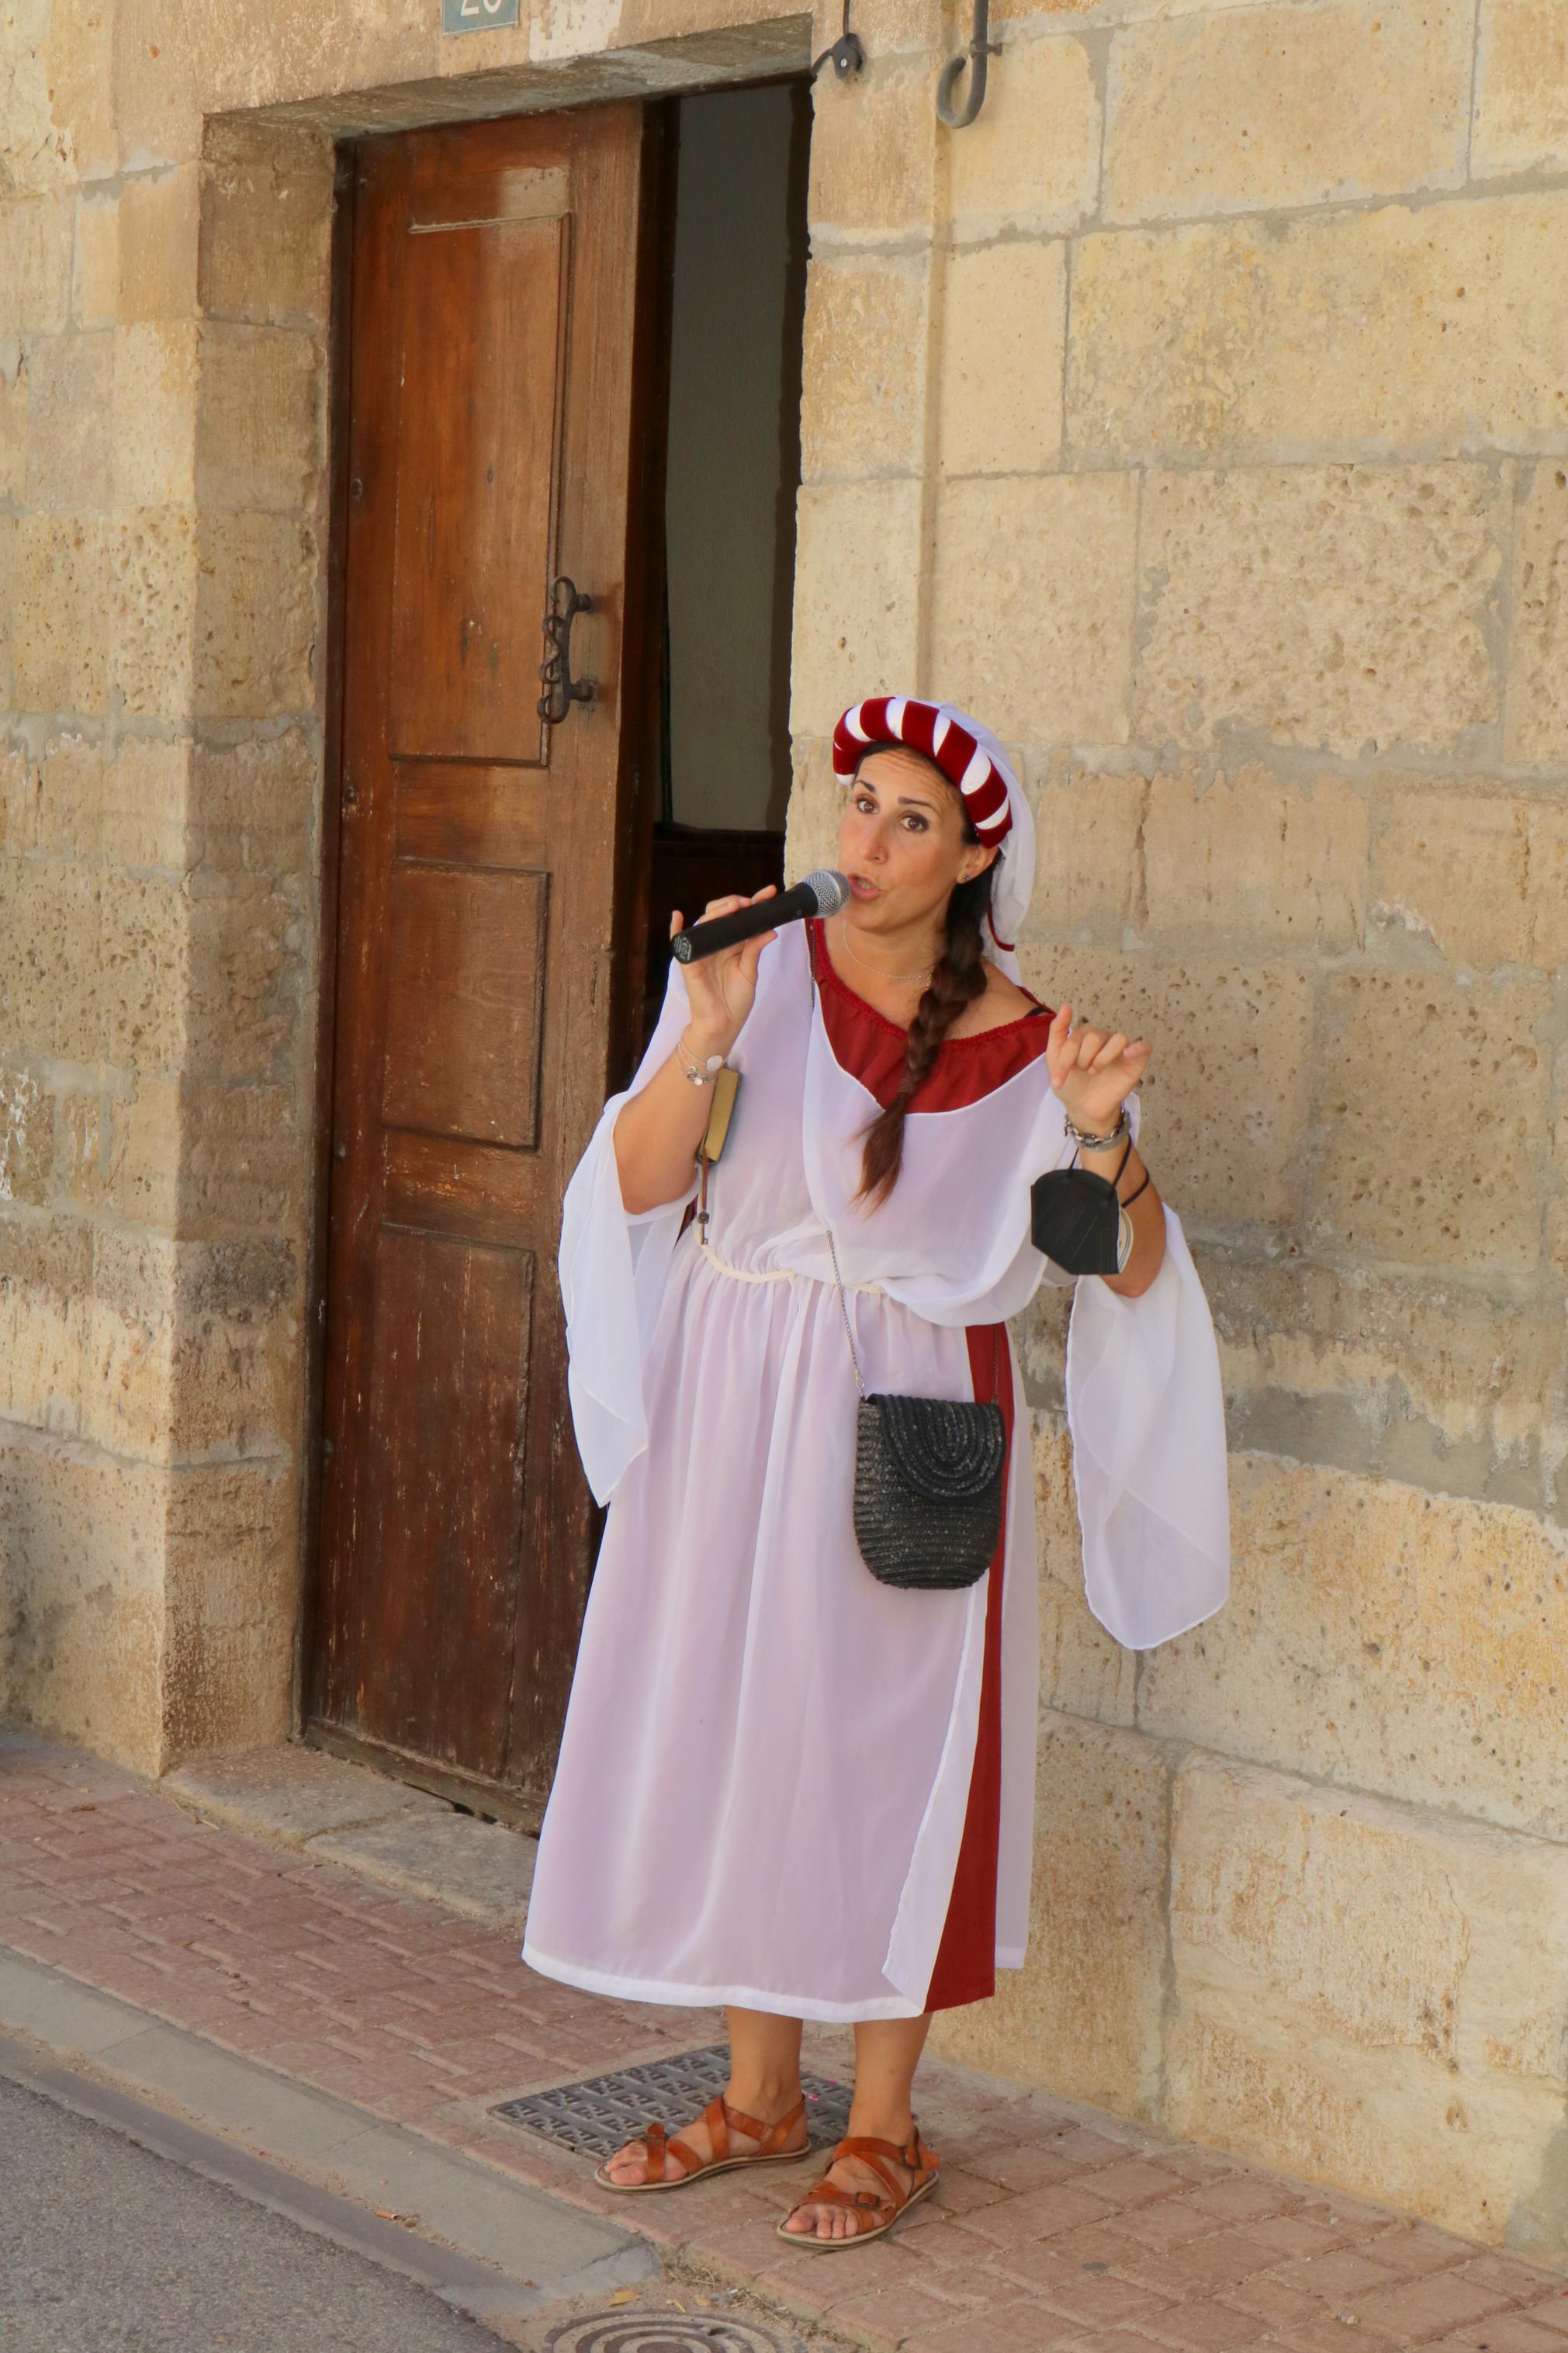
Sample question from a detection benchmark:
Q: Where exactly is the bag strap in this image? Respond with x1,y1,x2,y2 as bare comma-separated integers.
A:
825,1225,867,1401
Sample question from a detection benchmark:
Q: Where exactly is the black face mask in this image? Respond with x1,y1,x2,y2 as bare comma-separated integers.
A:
1030,1164,1127,1277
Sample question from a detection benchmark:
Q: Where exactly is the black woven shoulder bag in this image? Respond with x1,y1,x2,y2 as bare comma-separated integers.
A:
825,1226,1006,1592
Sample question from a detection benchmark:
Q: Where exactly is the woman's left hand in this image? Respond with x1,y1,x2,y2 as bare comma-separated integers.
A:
1045,1003,1152,1133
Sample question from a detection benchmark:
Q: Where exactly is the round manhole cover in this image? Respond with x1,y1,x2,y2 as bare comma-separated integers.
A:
545,2315,801,2353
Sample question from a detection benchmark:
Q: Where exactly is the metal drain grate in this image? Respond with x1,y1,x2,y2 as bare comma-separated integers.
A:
491,2043,851,2161
545,2317,805,2352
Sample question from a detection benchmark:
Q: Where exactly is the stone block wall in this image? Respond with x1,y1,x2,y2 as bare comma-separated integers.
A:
789,0,1568,2256
2,0,1566,2251
0,5,336,1769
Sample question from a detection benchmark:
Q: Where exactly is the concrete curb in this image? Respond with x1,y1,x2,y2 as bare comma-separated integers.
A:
0,1946,656,2332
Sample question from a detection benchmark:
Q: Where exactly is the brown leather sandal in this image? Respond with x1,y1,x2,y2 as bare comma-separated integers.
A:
594,2091,809,2194
775,2126,940,2249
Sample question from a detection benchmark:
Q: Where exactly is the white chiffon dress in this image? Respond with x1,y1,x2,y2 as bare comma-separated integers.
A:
521,920,1230,2022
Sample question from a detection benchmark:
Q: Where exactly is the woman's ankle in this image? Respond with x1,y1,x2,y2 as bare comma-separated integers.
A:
726,2074,802,2124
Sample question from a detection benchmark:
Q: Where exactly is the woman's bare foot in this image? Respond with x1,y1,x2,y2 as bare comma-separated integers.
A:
781,2119,928,2240
601,2086,808,2187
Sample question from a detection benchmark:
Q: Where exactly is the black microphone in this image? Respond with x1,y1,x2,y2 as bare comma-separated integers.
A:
670,869,850,963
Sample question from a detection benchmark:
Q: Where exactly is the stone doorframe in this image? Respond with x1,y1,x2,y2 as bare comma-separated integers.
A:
102,10,832,1779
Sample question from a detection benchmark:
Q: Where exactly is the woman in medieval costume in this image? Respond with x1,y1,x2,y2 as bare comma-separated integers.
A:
521,696,1231,2248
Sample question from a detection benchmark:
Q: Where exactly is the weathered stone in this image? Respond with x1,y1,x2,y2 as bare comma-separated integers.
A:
101,736,191,871
1473,0,1568,177
0,745,33,857
799,255,929,483
0,193,73,335
36,731,106,858
23,331,112,513
1143,765,1369,951
2,0,74,196
188,728,313,875
46,0,121,182
1167,1753,1568,2247
112,0,202,172
932,1713,1171,2114
112,508,199,718
106,1076,301,1238
162,1743,450,1843
808,56,936,245
192,512,318,719
1024,758,1146,942
939,237,1065,478
84,1227,299,1462
1506,462,1568,767
197,122,334,324
98,866,187,1071
933,473,1137,743
70,188,119,331
1,851,102,1063
0,1210,91,1440
114,321,199,508
948,32,1100,243
1070,201,1568,464
311,1814,536,1930
783,733,841,883
194,323,322,513
1015,946,1314,1229
162,1460,296,1760
0,1423,166,1775
1203,1254,1559,1517
0,513,13,707
1136,466,1504,757
789,479,923,736
0,1063,57,1208
1307,966,1550,1271
11,514,112,712
1144,1456,1568,1838
1373,786,1568,972
0,344,26,505
116,165,200,320
183,872,299,1079
1104,0,1469,224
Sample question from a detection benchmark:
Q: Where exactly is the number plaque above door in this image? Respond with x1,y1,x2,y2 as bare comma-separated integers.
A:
441,0,520,32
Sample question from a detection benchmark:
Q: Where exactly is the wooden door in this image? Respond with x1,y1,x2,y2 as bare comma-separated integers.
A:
309,108,656,1823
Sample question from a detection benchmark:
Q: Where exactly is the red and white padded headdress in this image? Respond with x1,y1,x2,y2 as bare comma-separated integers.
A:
832,695,1035,982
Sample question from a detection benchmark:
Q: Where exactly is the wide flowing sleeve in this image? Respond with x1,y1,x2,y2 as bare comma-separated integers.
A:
558,962,696,1506
1064,1178,1231,1651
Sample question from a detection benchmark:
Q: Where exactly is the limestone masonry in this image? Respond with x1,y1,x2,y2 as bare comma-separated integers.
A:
2,0,1565,2255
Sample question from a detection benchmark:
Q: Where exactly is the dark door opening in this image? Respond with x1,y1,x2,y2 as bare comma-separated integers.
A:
635,79,811,1055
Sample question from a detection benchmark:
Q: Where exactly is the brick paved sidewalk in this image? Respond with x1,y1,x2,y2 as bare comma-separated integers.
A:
4,1727,1566,2353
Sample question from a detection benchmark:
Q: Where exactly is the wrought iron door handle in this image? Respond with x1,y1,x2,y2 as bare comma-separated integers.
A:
538,574,595,725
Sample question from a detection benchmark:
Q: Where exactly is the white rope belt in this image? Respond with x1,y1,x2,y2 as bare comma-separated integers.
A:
696,1235,885,1296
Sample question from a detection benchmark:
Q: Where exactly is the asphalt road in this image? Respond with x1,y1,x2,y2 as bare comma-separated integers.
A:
0,2073,515,2353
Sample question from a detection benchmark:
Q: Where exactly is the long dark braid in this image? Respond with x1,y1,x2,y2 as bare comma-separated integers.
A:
856,841,993,1209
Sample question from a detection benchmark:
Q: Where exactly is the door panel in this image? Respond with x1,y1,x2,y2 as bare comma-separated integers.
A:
310,106,655,1819
388,214,564,765
379,863,549,1148
355,1226,535,1779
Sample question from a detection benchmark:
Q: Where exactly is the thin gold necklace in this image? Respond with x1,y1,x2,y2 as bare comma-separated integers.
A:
832,915,936,988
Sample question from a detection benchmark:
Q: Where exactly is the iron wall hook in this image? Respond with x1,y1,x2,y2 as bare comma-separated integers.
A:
812,1,864,81
538,574,595,726
937,0,999,128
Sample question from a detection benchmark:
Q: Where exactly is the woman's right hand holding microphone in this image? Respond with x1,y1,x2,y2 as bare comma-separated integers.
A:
671,887,779,1064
